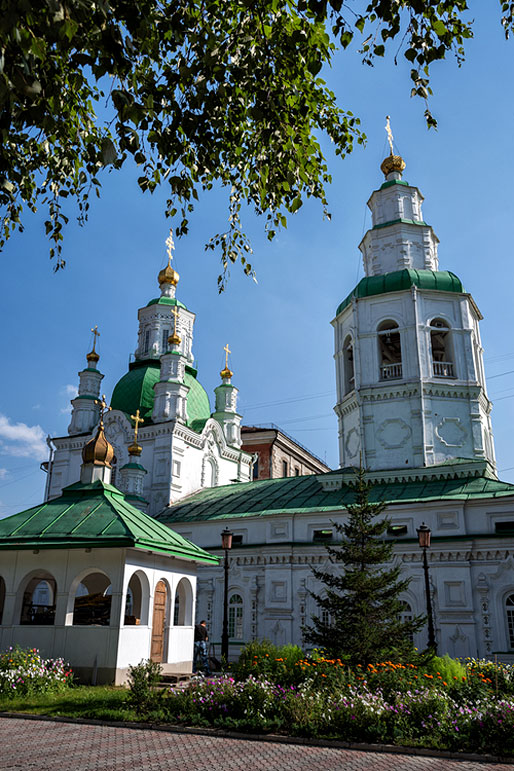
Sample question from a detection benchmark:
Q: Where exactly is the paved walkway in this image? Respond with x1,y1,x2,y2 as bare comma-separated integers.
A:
0,717,512,770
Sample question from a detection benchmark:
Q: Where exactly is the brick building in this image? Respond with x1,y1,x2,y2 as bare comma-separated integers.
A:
241,425,331,480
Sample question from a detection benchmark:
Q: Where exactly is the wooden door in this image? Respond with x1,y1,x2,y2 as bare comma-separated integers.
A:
151,580,167,662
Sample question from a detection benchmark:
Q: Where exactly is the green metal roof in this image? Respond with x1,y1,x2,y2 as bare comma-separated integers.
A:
335,269,464,317
0,480,219,563
146,297,187,310
110,362,211,431
157,466,514,525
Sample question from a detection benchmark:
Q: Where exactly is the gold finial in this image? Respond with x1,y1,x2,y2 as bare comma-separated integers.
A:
220,343,233,380
380,115,406,178
82,396,114,468
95,394,112,427
167,304,182,347
158,228,180,286
86,325,100,363
128,408,144,456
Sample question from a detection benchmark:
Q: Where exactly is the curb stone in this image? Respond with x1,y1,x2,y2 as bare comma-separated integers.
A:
0,710,512,765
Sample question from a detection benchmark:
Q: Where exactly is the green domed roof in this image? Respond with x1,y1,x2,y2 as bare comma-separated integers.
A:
146,297,187,309
335,269,464,317
110,361,211,432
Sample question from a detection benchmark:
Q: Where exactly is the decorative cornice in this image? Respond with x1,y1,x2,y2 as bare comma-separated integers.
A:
320,458,497,490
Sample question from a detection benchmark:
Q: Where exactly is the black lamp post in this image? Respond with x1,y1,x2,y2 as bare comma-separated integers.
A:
221,527,233,663
417,522,437,653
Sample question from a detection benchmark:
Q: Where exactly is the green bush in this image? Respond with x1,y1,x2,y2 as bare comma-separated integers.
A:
232,640,304,685
424,654,467,681
0,646,72,697
127,659,163,715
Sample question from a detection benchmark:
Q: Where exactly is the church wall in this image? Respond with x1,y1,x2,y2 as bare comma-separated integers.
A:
116,550,198,679
168,495,514,662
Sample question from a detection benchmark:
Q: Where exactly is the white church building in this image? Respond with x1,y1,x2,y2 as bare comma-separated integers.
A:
3,148,514,669
157,152,514,663
44,251,253,514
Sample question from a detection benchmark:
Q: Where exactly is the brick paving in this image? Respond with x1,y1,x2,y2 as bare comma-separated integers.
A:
0,717,512,771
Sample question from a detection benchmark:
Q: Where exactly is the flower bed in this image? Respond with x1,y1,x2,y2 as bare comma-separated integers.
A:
128,646,514,756
160,671,514,755
0,646,73,697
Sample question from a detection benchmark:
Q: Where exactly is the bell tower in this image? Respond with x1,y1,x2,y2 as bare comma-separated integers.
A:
332,130,495,474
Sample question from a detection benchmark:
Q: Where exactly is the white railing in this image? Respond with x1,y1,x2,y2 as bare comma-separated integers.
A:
380,362,403,380
433,361,455,378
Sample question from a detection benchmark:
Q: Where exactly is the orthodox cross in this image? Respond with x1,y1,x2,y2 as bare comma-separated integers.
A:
130,409,144,444
223,343,231,370
385,115,394,155
165,228,175,267
90,325,100,353
96,394,112,425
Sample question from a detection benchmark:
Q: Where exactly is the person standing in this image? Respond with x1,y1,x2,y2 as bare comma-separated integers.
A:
193,620,210,675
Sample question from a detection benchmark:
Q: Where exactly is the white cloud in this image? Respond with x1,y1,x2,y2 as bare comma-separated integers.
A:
60,384,78,414
32,404,41,410
0,414,47,459
0,469,8,479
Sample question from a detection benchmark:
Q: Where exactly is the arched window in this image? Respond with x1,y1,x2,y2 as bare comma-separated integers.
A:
430,319,455,378
20,572,57,625
398,600,414,644
73,571,112,626
110,455,118,488
173,578,193,626
228,593,244,639
320,607,332,627
378,321,402,380
125,572,148,625
343,335,355,395
0,576,5,625
506,594,514,649
203,457,218,488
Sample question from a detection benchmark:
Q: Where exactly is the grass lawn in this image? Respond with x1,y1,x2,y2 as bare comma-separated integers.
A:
0,687,142,723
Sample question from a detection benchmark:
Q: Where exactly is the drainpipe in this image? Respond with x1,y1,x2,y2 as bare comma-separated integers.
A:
269,430,279,478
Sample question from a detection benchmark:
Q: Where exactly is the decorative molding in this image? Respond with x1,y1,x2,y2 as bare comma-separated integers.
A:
345,428,360,459
435,417,467,448
377,418,412,449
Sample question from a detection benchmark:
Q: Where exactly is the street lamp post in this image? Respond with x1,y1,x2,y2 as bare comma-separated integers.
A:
417,522,437,653
221,527,233,663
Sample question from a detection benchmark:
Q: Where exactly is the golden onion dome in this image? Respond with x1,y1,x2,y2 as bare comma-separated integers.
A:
158,261,179,286
82,423,115,467
380,154,406,178
220,366,233,380
168,331,182,347
86,349,100,363
128,440,142,457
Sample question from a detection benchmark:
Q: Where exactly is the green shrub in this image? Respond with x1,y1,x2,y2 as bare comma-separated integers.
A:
127,659,163,715
424,654,467,681
232,640,304,684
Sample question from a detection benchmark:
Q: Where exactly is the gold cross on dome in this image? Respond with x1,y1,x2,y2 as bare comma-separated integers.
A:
90,325,100,352
96,394,112,424
165,228,175,266
385,115,394,155
130,408,144,443
223,343,231,369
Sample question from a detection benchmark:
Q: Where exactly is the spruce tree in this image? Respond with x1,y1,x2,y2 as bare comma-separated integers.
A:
303,469,424,665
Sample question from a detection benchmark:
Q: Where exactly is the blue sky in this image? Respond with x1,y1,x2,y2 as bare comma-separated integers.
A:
1,5,513,517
